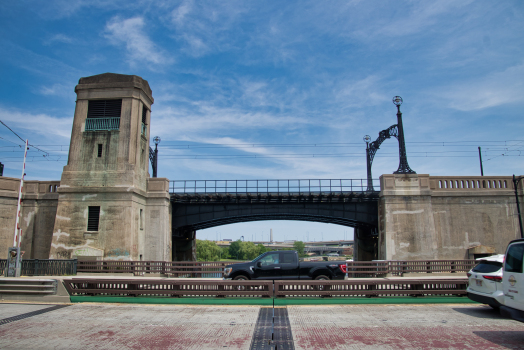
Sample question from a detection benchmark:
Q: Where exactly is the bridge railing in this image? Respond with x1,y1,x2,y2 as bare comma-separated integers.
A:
75,259,475,278
346,260,475,277
76,260,246,277
63,278,467,298
0,259,77,276
169,179,380,194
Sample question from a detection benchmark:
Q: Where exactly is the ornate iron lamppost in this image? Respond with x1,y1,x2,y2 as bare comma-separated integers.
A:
365,96,416,191
149,136,161,178
513,175,524,239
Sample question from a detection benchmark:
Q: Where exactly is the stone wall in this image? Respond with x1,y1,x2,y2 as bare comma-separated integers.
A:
379,174,523,260
0,177,59,259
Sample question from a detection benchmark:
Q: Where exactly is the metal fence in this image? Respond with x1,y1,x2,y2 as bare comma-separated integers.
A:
63,278,467,298
76,260,245,277
346,260,475,277
169,179,380,195
75,259,475,278
0,259,77,276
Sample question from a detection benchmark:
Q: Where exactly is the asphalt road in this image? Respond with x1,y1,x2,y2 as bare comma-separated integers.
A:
0,302,523,349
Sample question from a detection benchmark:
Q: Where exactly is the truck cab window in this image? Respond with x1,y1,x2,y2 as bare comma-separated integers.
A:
260,253,279,266
282,252,295,264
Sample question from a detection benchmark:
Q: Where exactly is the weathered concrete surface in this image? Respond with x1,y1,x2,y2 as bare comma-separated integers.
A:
48,73,171,262
0,303,523,349
0,178,60,259
379,174,523,260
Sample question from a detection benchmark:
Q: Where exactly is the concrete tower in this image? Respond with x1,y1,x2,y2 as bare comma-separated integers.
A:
49,73,171,261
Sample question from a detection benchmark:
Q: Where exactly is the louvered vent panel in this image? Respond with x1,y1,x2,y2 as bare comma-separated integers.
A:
87,206,100,231
87,100,122,118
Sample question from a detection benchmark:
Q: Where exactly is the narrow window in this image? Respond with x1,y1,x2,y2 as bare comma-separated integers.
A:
140,209,143,230
97,144,103,157
141,105,148,135
87,206,100,231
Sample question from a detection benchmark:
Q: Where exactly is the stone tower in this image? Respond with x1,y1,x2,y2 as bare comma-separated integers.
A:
49,73,171,261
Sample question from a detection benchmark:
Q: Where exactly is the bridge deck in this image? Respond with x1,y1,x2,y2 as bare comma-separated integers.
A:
170,191,379,203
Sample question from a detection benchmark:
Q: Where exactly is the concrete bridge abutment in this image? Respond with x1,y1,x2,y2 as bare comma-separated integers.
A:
378,174,522,260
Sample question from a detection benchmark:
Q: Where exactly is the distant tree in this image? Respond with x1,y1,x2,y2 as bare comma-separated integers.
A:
256,244,267,256
229,240,242,260
239,241,259,260
293,241,306,257
220,246,230,260
196,240,221,261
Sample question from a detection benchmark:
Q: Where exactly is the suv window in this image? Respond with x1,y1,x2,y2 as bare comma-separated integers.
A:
505,243,524,273
472,260,503,273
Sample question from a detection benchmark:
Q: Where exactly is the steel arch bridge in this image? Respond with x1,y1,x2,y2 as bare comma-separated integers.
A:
170,179,380,238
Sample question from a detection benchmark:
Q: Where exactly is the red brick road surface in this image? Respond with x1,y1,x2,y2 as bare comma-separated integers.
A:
0,303,523,349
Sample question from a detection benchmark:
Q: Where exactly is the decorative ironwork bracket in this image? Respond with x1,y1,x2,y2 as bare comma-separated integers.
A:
366,125,398,191
365,97,416,191
149,146,157,178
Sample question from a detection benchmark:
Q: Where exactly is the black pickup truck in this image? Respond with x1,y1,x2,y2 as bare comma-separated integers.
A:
223,250,347,280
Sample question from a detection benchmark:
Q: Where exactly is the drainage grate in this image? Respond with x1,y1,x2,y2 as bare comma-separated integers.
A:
250,307,294,350
0,305,70,326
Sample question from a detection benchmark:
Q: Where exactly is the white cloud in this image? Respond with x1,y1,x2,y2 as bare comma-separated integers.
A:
36,83,72,98
437,62,524,111
104,16,173,67
0,106,73,140
44,34,74,45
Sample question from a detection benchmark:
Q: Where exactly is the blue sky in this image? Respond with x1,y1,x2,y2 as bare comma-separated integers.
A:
1,1,523,242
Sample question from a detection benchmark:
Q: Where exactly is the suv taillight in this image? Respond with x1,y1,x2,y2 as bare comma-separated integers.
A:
483,275,502,282
467,272,472,278
339,264,347,273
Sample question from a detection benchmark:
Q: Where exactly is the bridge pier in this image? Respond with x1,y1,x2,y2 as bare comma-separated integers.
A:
173,229,196,261
354,227,377,261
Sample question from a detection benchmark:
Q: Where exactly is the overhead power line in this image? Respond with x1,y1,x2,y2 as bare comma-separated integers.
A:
0,120,49,156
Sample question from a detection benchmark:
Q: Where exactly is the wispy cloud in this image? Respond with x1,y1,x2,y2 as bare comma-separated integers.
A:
104,16,173,67
0,106,73,140
43,34,75,45
437,62,524,111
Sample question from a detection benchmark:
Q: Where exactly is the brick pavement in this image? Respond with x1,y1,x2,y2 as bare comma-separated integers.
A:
0,302,523,349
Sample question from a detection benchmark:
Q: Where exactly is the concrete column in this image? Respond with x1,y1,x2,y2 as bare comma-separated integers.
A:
379,174,437,260
355,227,377,261
173,229,196,261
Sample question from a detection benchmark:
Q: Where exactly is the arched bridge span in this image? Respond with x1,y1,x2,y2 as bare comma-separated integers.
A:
170,179,380,238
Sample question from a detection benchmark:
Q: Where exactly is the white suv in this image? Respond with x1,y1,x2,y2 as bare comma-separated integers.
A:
466,254,505,309
500,239,524,322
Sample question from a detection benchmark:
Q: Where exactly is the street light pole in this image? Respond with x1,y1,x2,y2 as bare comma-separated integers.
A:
392,96,415,174
513,175,524,239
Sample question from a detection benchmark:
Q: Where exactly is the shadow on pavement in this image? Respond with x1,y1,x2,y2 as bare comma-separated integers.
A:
472,331,524,350
452,305,507,319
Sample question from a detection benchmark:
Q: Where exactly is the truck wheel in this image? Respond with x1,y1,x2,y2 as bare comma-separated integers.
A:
314,275,330,280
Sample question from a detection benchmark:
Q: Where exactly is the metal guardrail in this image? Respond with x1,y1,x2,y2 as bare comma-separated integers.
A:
63,279,273,298
76,259,474,278
62,278,467,298
77,260,245,277
0,259,77,276
169,179,380,194
346,260,475,277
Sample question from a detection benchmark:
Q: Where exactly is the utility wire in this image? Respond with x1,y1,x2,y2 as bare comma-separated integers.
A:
0,120,49,156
